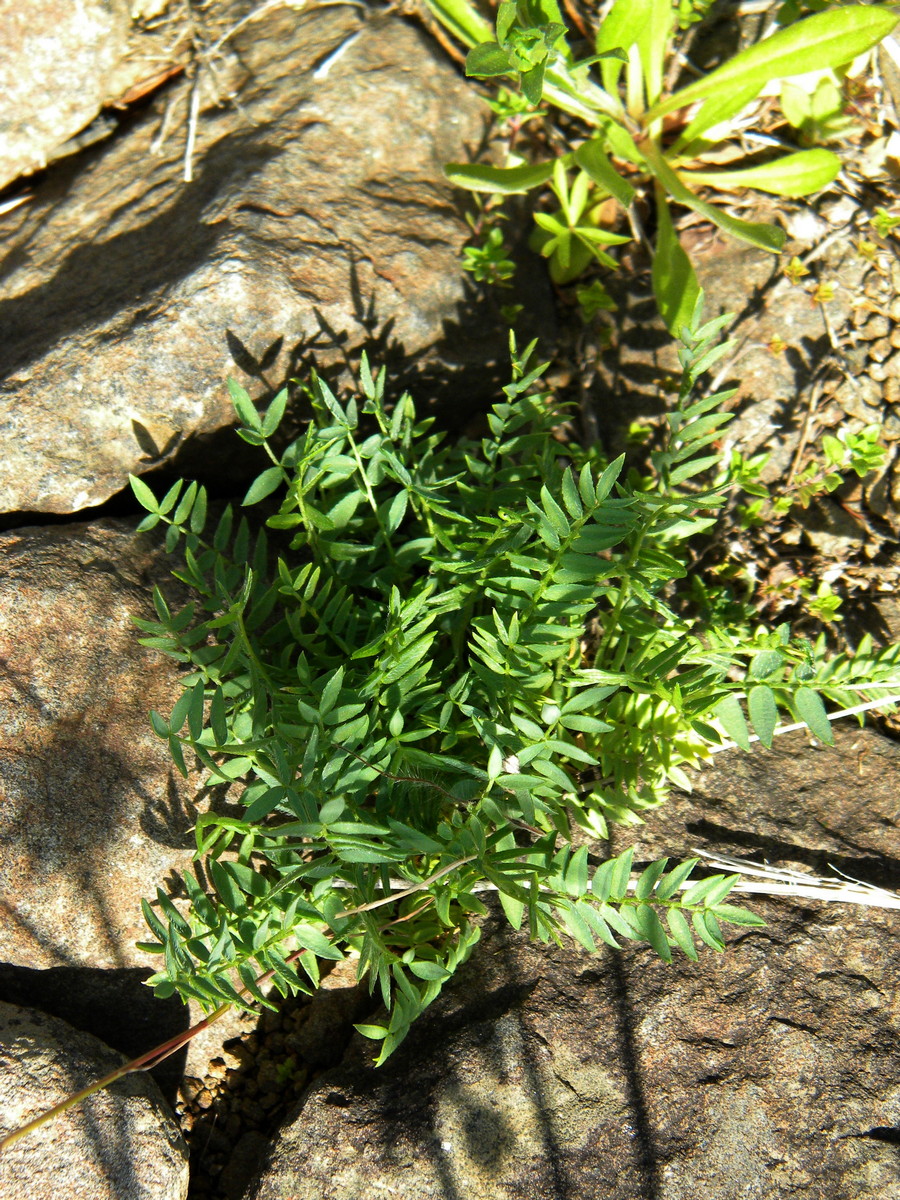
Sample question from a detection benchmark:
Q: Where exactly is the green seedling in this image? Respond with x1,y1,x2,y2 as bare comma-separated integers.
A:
529,160,631,283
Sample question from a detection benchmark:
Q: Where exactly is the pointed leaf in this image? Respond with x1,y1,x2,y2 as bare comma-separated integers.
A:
646,7,899,124
445,159,557,196
683,149,840,198
714,694,751,752
748,684,778,748
794,687,834,745
652,193,701,337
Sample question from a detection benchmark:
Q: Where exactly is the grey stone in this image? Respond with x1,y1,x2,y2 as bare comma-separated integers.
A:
244,727,900,1199
0,7,490,515
0,517,198,970
0,1001,188,1199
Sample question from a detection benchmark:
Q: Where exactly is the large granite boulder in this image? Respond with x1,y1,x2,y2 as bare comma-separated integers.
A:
0,5,493,515
0,1001,188,1199
242,727,900,1199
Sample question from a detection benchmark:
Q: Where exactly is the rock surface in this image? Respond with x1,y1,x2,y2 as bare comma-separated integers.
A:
0,518,198,971
243,727,900,1200
0,1001,188,1199
0,0,131,189
0,5,490,515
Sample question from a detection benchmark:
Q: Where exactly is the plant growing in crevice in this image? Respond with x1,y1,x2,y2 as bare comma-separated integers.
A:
115,300,900,1064
5,304,900,1156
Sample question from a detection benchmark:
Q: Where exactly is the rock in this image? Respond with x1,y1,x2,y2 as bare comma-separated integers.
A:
0,7,494,516
0,964,188,1104
243,726,900,1199
0,1001,188,1200
0,517,198,970
0,0,131,189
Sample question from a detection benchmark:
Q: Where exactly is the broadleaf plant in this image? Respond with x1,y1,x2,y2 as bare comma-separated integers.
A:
438,0,898,328
127,300,900,1064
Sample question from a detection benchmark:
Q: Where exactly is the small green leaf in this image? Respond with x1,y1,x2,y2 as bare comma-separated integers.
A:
666,907,698,960
635,858,669,900
574,138,635,209
466,41,513,77
714,694,751,752
633,904,671,962
407,960,452,982
227,379,262,431
498,891,525,930
692,909,725,952
355,1023,389,1040
748,649,784,680
243,467,284,507
262,389,288,438
652,194,701,337
608,847,634,902
129,474,160,513
710,903,766,928
748,684,778,748
794,687,833,745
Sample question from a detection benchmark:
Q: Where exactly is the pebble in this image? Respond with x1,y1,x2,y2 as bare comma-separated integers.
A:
207,1057,228,1080
863,315,890,340
869,338,893,363
820,195,857,226
890,327,900,350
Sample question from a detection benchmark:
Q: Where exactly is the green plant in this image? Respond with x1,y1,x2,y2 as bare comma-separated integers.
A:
528,159,630,283
725,423,886,524
871,206,900,238
434,0,897,330
119,300,900,1067
779,74,861,145
462,221,517,286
